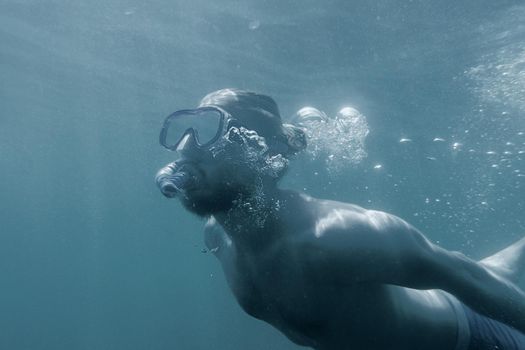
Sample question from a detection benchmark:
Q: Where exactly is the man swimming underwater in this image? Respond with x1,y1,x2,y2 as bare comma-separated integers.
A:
156,89,525,350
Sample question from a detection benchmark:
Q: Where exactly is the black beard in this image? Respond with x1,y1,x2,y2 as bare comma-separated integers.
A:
178,186,242,217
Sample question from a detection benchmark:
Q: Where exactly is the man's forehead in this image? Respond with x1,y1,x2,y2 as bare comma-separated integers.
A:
198,88,287,142
229,108,281,138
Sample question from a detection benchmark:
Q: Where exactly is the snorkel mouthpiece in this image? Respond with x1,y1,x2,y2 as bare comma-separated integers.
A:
159,172,191,198
156,162,199,198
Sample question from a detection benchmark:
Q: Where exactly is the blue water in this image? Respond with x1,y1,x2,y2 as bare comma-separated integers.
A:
1,1,524,349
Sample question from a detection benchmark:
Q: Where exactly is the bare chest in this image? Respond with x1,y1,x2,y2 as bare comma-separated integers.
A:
217,241,458,350
222,245,389,347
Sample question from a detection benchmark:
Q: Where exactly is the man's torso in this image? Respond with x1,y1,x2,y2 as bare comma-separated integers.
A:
207,198,461,350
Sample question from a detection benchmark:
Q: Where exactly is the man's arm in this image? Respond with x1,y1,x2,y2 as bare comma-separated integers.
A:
302,208,525,332
428,243,525,332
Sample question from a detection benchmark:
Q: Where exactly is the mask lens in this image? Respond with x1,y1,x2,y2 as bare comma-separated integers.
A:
161,108,223,149
191,109,223,145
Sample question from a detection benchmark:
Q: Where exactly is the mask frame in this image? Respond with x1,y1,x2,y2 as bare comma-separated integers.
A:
159,106,231,151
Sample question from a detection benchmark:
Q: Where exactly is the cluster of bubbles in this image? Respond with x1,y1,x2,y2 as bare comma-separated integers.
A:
395,129,524,247
214,126,290,179
290,105,369,176
465,5,525,112
211,126,288,228
437,6,525,246
467,48,525,113
397,134,524,170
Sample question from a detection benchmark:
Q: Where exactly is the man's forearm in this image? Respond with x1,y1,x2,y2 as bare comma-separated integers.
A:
446,251,525,332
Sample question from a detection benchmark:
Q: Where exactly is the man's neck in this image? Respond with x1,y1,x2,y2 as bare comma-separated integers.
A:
212,187,296,251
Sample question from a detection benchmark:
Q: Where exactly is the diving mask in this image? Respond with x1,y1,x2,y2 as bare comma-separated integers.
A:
159,106,231,152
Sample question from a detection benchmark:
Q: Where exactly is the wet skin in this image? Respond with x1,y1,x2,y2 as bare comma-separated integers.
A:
158,132,525,350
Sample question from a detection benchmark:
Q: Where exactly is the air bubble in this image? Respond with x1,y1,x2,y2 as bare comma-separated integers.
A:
249,20,260,30
293,106,369,176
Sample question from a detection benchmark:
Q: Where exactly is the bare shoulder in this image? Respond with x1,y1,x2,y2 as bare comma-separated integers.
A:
305,198,418,241
289,197,435,283
291,197,430,262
